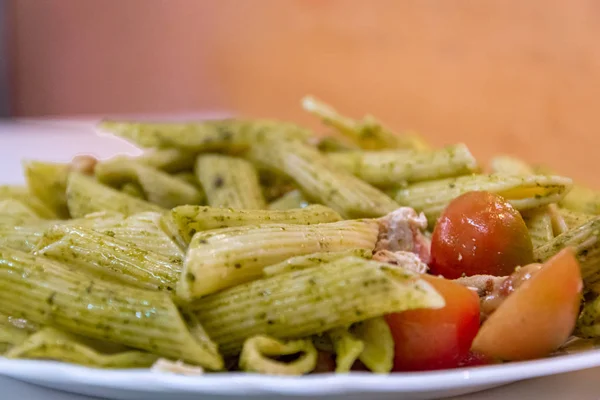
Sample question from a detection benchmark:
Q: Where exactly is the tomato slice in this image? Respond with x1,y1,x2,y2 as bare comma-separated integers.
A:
471,248,582,360
385,275,480,371
430,191,534,278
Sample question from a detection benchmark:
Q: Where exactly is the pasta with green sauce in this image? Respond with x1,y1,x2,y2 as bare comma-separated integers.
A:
0,97,595,379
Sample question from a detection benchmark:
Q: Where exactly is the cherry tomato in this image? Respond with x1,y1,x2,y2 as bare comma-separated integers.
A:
471,248,582,361
430,191,534,279
385,275,480,371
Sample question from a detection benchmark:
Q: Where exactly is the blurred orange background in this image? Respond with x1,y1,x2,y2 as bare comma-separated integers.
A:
7,0,600,185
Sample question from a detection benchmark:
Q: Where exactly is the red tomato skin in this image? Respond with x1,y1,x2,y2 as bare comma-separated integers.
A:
386,276,480,372
430,191,534,279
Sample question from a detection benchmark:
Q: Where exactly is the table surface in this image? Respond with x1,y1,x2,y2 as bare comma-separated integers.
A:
0,118,599,400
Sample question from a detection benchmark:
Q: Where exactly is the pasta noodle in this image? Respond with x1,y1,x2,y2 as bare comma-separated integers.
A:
0,247,223,369
239,335,317,375
302,96,428,151
100,119,312,151
36,225,181,291
327,327,364,372
351,317,394,373
6,327,159,368
248,139,400,218
326,144,478,188
178,220,379,300
96,158,204,208
165,204,342,246
196,154,266,210
394,173,573,223
66,173,164,217
190,257,444,355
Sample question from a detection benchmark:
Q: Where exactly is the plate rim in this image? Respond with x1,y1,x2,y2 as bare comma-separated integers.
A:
1,349,600,396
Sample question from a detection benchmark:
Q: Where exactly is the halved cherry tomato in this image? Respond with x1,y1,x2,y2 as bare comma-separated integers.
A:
385,275,480,371
471,248,582,361
430,191,534,279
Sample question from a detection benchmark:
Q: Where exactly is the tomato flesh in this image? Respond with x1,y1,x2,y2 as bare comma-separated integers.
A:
430,191,534,279
471,248,582,360
385,275,480,371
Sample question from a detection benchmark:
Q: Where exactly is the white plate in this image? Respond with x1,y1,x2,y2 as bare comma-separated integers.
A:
2,350,600,400
2,120,600,399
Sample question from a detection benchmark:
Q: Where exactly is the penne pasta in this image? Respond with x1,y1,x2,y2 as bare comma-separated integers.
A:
239,335,317,375
489,155,533,175
0,186,57,219
268,190,310,210
326,144,478,188
95,212,184,261
66,173,164,218
0,312,33,354
302,96,428,150
263,249,372,276
7,327,159,368
248,139,400,218
23,161,71,218
120,182,146,199
558,208,596,230
96,158,204,208
165,204,342,246
36,225,181,292
190,257,444,355
0,247,223,369
196,154,266,209
534,217,600,288
560,185,600,215
394,174,573,223
135,148,197,173
178,220,380,300
327,327,364,372
351,317,394,373
523,207,555,248
0,199,38,219
99,119,312,152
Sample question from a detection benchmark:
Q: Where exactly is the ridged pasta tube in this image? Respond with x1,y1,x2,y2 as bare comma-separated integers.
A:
394,174,573,223
534,218,600,288
489,155,534,175
239,335,317,375
351,317,394,373
36,225,181,292
95,212,184,261
302,96,428,150
100,119,312,151
23,161,70,218
523,207,555,248
263,249,372,276
560,185,600,215
268,190,309,210
196,155,266,209
95,159,204,208
0,186,57,219
191,257,445,355
6,327,159,368
165,204,342,246
120,182,146,199
0,247,223,369
248,140,399,218
326,144,478,188
135,148,197,173
66,173,163,218
558,208,596,230
0,199,38,219
0,220,54,252
178,220,379,300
